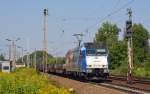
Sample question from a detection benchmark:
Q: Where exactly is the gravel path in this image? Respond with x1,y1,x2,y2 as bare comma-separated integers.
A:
48,74,127,94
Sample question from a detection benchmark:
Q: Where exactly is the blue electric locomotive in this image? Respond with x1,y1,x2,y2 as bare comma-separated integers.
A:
64,42,109,79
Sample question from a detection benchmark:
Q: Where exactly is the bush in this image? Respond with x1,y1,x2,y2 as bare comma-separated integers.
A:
0,68,70,94
110,62,128,76
133,67,146,77
110,61,150,78
132,62,150,78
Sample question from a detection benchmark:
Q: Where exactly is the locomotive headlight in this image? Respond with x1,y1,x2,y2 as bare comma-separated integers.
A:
102,65,108,68
87,65,92,68
87,69,92,73
104,68,109,73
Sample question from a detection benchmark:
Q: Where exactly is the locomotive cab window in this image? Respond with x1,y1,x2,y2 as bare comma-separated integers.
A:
86,49,95,56
96,49,107,55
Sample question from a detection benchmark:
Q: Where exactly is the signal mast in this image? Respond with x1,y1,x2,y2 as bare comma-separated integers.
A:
126,8,133,84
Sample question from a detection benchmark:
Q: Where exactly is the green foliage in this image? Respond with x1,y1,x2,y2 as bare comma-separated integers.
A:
0,68,70,94
29,50,53,64
110,64,128,76
47,57,65,64
95,22,150,78
144,61,150,71
133,68,146,77
47,57,55,64
132,24,150,64
22,50,65,65
0,54,5,61
95,21,120,46
109,41,127,69
132,62,150,78
95,21,122,69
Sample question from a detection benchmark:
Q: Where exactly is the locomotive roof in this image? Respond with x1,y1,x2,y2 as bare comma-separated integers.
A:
66,42,106,54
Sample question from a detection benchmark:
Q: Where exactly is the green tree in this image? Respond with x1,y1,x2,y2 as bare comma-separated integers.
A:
95,21,123,69
95,22,150,77
95,21,120,47
130,24,149,65
0,54,5,61
29,50,53,64
109,41,127,69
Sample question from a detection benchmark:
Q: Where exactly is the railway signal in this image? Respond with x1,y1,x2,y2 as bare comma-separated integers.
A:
126,8,133,84
126,20,132,38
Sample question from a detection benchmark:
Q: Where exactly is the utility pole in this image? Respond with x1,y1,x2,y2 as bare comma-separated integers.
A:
17,46,24,63
12,41,16,70
21,47,23,63
34,48,36,70
6,44,12,61
43,8,48,72
27,52,30,68
6,44,12,71
26,38,30,68
126,8,133,84
73,33,84,47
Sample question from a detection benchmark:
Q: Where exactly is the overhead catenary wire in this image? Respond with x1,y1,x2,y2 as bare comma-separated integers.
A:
80,0,134,43
112,0,121,12
83,0,135,33
57,0,133,37
49,0,135,56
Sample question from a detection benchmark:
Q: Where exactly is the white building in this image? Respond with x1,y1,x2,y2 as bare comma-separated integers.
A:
0,61,11,73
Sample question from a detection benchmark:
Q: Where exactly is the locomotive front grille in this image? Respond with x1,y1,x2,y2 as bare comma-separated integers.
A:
93,68,104,73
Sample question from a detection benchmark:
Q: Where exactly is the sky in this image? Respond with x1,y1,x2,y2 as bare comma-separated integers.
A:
0,0,150,57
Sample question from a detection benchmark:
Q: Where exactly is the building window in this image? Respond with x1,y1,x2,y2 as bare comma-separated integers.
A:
3,66,9,70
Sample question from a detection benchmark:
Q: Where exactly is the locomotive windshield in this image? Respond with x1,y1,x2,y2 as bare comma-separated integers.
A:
86,48,107,56
86,49,95,55
96,49,107,55
84,42,107,56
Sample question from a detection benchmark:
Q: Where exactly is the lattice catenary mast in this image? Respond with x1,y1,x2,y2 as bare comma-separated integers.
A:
43,9,48,72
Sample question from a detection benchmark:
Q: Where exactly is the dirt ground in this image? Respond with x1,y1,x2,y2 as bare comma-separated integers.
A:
48,74,127,94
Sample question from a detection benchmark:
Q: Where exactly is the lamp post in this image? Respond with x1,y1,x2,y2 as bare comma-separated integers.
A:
6,38,20,70
6,45,12,61
23,49,27,67
17,46,24,63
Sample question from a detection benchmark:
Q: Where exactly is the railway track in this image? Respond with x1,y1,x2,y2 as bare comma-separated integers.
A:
109,75,150,85
46,72,150,94
93,82,150,94
85,77,150,94
104,75,150,93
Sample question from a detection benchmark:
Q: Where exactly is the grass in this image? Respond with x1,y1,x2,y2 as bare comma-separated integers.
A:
110,63,150,78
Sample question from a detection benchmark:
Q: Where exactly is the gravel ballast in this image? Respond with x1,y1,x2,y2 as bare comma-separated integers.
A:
48,74,127,94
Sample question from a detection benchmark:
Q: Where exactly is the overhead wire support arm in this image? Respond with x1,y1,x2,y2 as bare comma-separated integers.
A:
72,33,84,47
